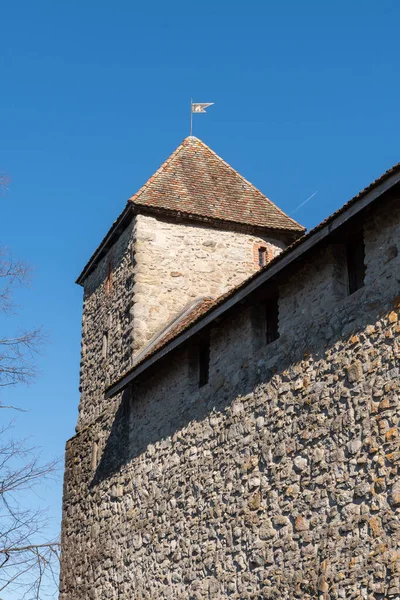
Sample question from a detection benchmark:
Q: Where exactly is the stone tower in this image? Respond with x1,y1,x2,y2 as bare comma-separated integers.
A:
75,136,304,429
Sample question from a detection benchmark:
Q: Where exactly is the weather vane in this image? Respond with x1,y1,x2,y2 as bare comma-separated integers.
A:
190,99,214,136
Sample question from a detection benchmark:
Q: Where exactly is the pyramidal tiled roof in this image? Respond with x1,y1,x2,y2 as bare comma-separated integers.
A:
76,136,305,284
129,136,304,232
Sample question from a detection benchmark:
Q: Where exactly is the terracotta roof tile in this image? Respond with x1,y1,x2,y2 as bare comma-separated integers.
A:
129,136,304,232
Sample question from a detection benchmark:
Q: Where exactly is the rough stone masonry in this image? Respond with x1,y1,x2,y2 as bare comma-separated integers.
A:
59,141,400,599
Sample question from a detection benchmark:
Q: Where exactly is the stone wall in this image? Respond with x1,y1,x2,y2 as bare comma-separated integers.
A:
61,197,400,599
78,220,136,429
78,213,285,429
132,214,284,353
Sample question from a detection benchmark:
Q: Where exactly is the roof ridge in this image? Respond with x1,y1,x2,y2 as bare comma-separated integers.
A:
193,137,304,230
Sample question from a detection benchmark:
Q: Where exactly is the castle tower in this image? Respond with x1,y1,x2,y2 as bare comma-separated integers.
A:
75,136,304,428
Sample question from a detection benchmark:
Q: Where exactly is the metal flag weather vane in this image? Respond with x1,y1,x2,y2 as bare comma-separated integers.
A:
190,100,214,136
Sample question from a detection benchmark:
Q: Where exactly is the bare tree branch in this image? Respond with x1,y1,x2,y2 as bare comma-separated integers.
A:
0,246,46,394
0,228,59,598
0,431,60,598
0,245,32,316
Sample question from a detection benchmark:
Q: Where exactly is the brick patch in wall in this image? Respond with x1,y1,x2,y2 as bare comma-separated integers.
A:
253,242,274,269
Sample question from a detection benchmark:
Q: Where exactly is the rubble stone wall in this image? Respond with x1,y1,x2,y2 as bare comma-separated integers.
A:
60,198,400,599
78,219,136,429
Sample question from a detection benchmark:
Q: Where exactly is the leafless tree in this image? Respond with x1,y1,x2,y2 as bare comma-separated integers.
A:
0,424,59,599
0,241,60,599
0,248,43,396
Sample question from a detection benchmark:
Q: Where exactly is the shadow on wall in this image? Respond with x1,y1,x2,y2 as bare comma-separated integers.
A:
90,285,399,489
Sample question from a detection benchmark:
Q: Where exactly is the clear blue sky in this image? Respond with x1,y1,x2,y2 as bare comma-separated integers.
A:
1,0,399,595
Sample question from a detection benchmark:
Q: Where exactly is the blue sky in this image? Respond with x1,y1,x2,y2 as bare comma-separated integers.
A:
1,0,399,596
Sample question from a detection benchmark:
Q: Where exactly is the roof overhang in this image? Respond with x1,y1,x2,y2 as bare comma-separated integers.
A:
76,203,304,286
105,164,400,398
76,204,132,286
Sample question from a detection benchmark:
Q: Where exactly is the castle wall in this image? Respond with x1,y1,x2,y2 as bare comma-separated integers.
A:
132,214,284,352
61,197,400,599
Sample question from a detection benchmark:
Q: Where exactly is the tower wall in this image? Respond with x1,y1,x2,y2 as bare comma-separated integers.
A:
78,219,136,429
132,213,285,353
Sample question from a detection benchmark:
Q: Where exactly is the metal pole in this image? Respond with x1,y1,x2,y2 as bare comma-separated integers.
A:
190,98,193,136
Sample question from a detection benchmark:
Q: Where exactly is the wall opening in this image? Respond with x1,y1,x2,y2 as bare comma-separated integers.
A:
346,231,365,294
266,295,279,344
105,258,113,295
258,247,267,268
198,335,210,388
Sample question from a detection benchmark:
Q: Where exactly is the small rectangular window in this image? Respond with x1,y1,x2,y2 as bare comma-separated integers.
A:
198,337,210,388
266,296,279,344
346,232,365,295
258,247,267,268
